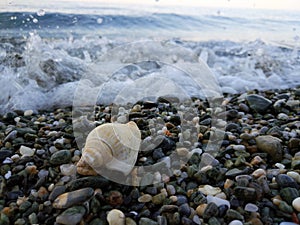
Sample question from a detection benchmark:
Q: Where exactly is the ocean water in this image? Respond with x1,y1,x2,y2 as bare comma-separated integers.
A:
0,2,300,113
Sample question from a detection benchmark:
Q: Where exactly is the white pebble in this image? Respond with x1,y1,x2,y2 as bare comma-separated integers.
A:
48,183,55,192
292,197,300,212
229,220,243,225
233,145,246,151
287,171,300,183
24,109,33,116
4,171,11,179
60,164,76,176
49,146,58,154
19,145,35,157
275,163,285,170
244,203,259,212
252,168,266,178
11,154,20,162
3,158,13,164
206,195,230,208
198,185,221,196
279,222,299,225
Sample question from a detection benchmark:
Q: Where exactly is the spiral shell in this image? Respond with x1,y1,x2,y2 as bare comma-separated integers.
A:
77,121,141,176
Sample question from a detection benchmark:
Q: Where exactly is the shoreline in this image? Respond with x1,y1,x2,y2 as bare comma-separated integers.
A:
0,87,299,225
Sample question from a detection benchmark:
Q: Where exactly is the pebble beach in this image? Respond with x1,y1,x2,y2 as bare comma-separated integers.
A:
0,87,299,225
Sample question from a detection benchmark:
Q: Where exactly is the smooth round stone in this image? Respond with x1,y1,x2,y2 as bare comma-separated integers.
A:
280,187,299,204
166,185,176,195
50,150,72,165
244,203,259,212
56,206,86,225
280,222,299,225
203,202,219,219
226,209,244,221
234,186,257,202
240,133,253,140
292,197,300,212
60,164,76,176
228,220,243,225
138,194,152,203
255,135,282,162
232,145,246,151
152,193,166,205
176,147,189,157
276,174,299,189
207,195,230,208
287,171,300,183
139,217,158,225
196,204,207,216
126,217,137,225
277,113,289,120
252,168,266,178
19,145,35,157
176,195,188,205
53,187,94,209
246,94,272,113
24,110,34,116
198,185,222,196
178,203,191,217
160,205,178,214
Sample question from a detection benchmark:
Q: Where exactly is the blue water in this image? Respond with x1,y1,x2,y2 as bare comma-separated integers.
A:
0,4,300,113
1,7,300,41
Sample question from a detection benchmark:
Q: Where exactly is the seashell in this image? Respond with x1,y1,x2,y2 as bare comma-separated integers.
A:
77,121,141,176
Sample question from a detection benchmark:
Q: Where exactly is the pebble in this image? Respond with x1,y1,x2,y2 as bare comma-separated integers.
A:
246,94,272,113
203,202,219,219
279,223,299,225
287,171,300,183
60,164,76,176
138,194,153,203
107,209,125,225
228,220,243,225
207,195,230,208
53,187,94,209
139,217,158,225
178,203,191,217
196,203,207,216
56,206,86,225
50,150,72,165
198,185,222,196
24,110,34,116
252,168,266,178
292,197,300,212
276,174,299,189
280,187,299,204
152,193,166,205
19,145,35,157
244,203,259,212
234,186,257,202
255,135,283,162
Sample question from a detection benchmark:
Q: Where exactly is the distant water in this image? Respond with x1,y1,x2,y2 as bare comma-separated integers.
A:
0,4,300,113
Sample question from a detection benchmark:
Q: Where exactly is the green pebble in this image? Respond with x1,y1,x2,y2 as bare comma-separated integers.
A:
152,193,166,205
278,200,293,214
50,150,72,165
0,213,9,225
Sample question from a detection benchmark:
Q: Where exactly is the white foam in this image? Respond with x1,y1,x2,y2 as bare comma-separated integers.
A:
0,34,299,114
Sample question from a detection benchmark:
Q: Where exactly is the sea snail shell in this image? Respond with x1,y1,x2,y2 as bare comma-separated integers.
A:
77,121,141,176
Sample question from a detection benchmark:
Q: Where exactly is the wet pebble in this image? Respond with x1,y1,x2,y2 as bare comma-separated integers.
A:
56,206,86,225
255,135,283,162
53,187,94,209
50,150,72,165
292,197,300,212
